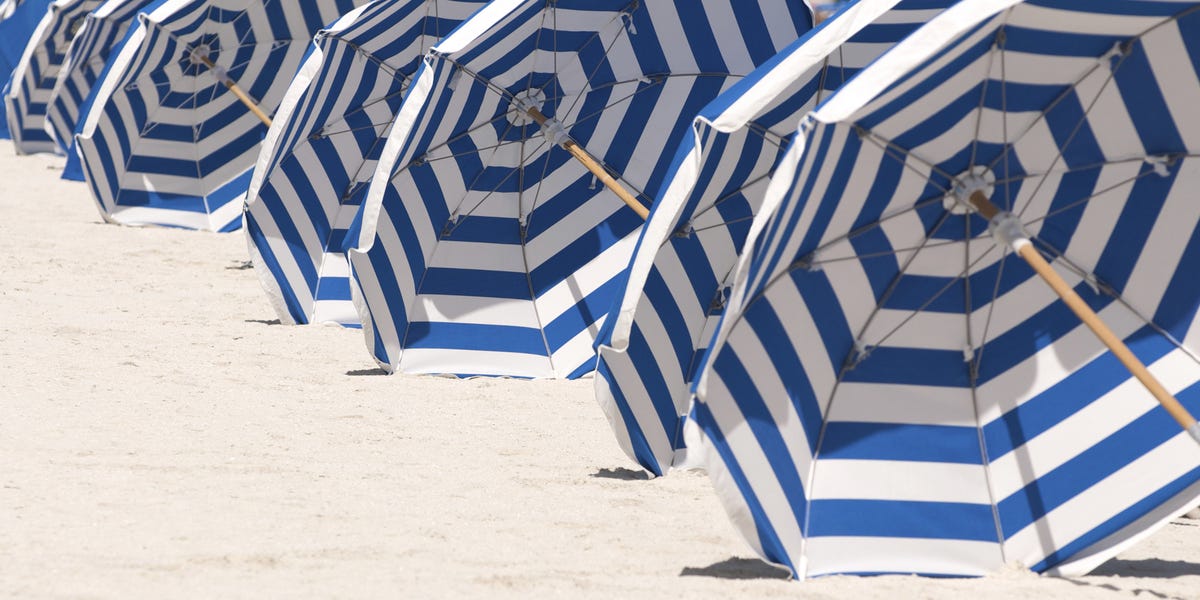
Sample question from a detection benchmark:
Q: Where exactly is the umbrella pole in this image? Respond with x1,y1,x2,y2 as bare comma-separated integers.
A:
525,107,649,219
968,190,1200,444
196,55,273,127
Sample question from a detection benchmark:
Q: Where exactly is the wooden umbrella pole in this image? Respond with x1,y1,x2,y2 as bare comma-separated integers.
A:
525,107,649,220
968,190,1200,443
197,55,272,127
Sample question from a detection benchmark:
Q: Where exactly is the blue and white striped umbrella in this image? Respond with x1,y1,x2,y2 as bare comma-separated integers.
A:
73,0,362,232
347,0,814,378
692,0,1200,579
0,0,51,140
0,0,27,19
244,0,488,328
593,0,951,477
44,0,156,158
5,0,104,154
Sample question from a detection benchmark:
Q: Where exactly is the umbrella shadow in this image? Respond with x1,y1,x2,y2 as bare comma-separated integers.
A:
244,319,281,326
679,557,790,580
346,368,389,377
1090,557,1200,578
589,467,649,480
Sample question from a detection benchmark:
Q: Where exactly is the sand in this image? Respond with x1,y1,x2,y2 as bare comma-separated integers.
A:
1,141,1197,598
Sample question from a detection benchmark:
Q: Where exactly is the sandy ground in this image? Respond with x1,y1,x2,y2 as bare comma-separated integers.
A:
1,141,1197,598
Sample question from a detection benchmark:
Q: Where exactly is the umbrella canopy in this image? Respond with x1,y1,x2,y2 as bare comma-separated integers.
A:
593,0,952,477
44,0,157,159
5,0,104,154
347,0,814,378
244,0,489,328
73,0,363,232
691,0,1200,579
0,0,26,19
0,0,52,140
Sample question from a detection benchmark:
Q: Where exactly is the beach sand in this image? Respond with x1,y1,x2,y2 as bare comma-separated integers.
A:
1,141,1197,598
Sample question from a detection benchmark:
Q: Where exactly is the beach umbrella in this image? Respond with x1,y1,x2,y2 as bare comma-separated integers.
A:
244,0,489,328
44,0,157,162
347,0,815,378
0,0,52,140
593,0,953,477
5,0,104,154
73,0,364,232
0,0,26,20
690,0,1200,579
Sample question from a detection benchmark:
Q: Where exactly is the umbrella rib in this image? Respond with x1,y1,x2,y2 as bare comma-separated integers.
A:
420,0,432,53
814,55,831,107
855,244,1002,362
1021,161,1193,228
845,218,995,355
1013,53,1129,220
189,48,209,216
967,29,1001,172
790,193,951,270
756,211,957,371
398,113,520,173
804,216,988,547
962,210,1010,561
857,128,958,193
988,5,1200,216
446,138,552,235
417,139,533,165
549,6,635,122
443,116,529,232
680,173,777,233
973,34,1018,554
311,116,403,139
1027,238,1200,368
804,238,966,267
523,129,558,231
686,215,756,235
552,3,558,92
557,72,741,134
522,5,550,95
679,132,792,232
318,37,408,84
515,130,556,369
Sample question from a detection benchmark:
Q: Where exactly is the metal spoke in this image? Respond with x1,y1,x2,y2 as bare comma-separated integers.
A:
684,172,776,228
1028,237,1200,368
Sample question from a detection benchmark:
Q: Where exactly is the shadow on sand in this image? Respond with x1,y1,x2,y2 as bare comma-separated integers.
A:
680,557,790,580
346,368,389,377
1090,557,1200,579
590,467,649,481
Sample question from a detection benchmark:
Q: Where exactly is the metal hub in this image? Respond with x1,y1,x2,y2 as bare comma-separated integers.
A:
188,44,212,67
945,166,994,215
507,88,546,127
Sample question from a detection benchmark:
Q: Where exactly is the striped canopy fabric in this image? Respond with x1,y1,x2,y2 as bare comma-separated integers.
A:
0,0,52,140
6,0,104,154
74,0,363,232
347,0,814,378
244,0,488,328
593,0,952,477
0,0,26,19
692,0,1200,579
44,0,157,158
